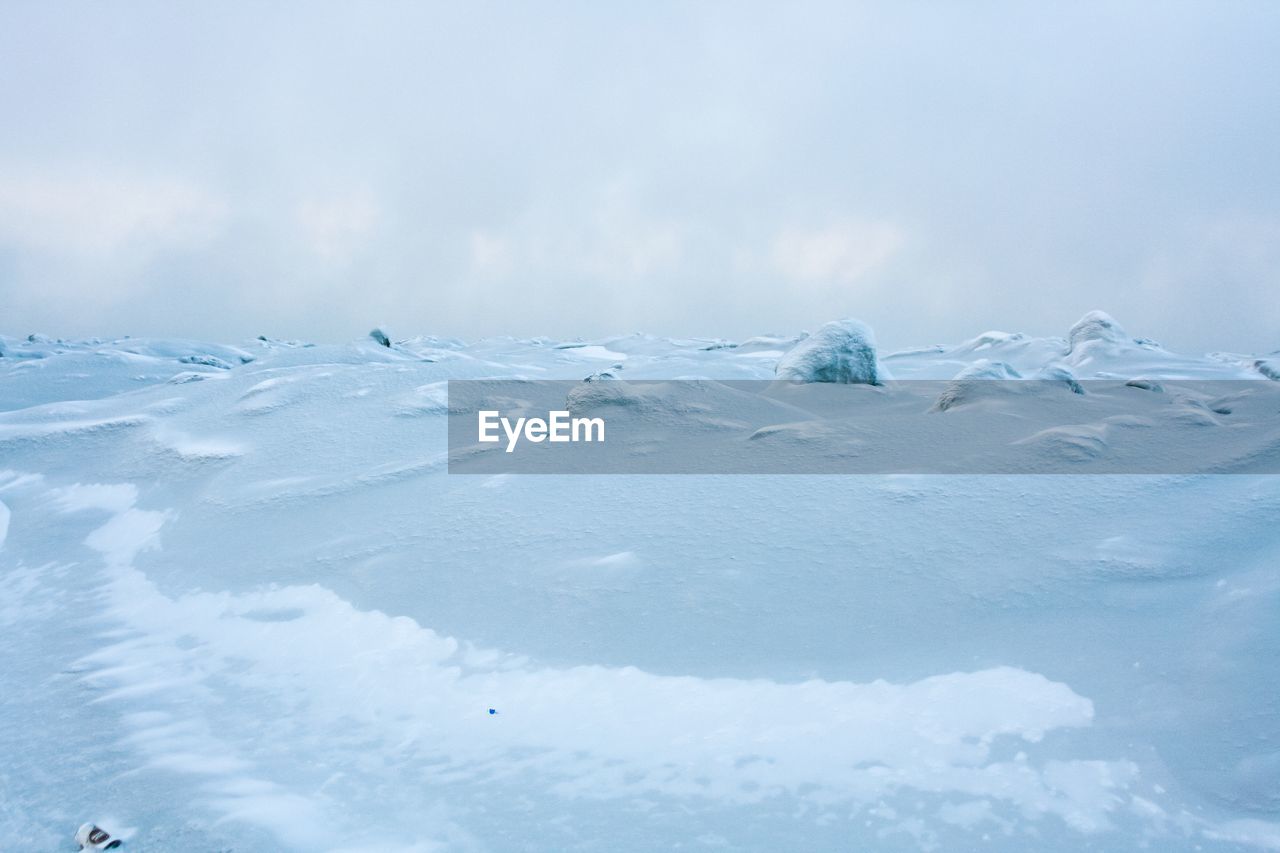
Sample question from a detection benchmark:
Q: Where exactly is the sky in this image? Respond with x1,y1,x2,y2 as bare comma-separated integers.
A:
1,0,1278,353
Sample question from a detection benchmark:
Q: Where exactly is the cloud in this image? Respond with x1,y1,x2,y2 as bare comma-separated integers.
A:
1,2,1277,350
0,168,226,256
469,231,512,278
1136,215,1280,348
771,221,904,285
468,180,686,282
296,190,379,264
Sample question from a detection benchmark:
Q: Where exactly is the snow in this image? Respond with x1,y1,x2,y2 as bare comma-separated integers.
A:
1067,310,1130,352
1,318,1279,850
954,359,1022,379
775,318,881,384
558,343,630,361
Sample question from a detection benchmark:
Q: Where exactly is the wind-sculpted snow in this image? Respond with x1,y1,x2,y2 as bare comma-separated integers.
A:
0,480,1148,848
2,317,1280,850
774,318,882,384
930,360,1023,411
1067,310,1131,352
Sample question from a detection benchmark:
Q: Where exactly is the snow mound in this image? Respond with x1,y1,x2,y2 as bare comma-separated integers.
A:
746,420,867,454
953,359,1022,380
1014,423,1111,461
178,354,234,370
167,371,210,385
736,333,807,353
153,431,245,462
1255,359,1280,381
565,380,712,420
1067,311,1129,353
774,319,881,385
951,330,1026,354
931,360,1021,411
1037,365,1085,394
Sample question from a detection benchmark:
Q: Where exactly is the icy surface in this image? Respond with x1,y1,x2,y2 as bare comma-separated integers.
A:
775,318,882,384
1,314,1278,851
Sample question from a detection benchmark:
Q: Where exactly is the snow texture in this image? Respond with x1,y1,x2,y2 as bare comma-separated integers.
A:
775,319,881,384
1,317,1278,851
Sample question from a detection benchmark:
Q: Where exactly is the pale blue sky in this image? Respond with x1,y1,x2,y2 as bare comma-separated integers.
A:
1,1,1277,352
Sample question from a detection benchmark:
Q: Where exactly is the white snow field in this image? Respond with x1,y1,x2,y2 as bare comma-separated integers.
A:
1,314,1278,851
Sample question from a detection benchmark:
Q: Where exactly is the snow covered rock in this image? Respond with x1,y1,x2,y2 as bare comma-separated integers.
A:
774,319,881,385
1067,311,1129,353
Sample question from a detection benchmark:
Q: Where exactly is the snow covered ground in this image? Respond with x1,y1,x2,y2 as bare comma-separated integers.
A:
1,313,1278,851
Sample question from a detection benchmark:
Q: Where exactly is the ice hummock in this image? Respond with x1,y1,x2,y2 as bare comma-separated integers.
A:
1067,309,1131,352
774,318,882,384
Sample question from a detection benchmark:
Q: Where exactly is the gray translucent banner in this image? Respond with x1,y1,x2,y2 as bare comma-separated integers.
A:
446,379,1280,474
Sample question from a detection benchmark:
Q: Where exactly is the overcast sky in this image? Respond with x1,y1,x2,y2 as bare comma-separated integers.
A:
2,1,1277,353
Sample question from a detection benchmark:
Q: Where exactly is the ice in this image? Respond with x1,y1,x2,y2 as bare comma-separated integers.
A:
1036,365,1085,394
774,318,881,384
559,344,629,361
1256,359,1280,381
393,381,449,416
1067,310,1131,352
930,360,1026,411
178,353,235,369
1,315,1279,850
69,488,1118,837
